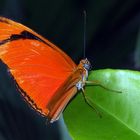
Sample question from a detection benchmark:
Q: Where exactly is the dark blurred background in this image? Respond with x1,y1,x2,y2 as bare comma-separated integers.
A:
0,0,140,140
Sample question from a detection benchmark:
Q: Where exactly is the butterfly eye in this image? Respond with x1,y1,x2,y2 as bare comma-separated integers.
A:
84,62,92,71
80,58,92,71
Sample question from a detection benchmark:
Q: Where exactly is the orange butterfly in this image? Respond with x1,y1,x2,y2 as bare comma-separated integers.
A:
0,17,117,123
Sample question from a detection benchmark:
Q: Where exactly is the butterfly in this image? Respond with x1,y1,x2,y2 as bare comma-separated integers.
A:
0,17,119,123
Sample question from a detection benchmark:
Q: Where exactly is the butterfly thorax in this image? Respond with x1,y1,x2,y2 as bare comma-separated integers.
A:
76,58,91,90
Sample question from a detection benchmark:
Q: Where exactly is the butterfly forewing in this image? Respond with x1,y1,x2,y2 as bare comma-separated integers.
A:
0,17,77,117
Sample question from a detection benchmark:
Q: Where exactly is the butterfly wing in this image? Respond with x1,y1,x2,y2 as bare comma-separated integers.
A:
0,17,76,116
49,86,77,123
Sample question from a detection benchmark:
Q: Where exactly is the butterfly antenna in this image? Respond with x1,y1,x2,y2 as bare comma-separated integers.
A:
83,10,87,58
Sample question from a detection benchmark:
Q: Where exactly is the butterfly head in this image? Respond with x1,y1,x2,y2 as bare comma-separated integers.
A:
80,58,92,71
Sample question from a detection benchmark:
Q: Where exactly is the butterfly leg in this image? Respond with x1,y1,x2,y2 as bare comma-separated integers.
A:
81,88,102,118
85,80,122,93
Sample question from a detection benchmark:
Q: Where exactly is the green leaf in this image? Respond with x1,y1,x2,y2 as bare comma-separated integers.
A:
64,69,140,140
